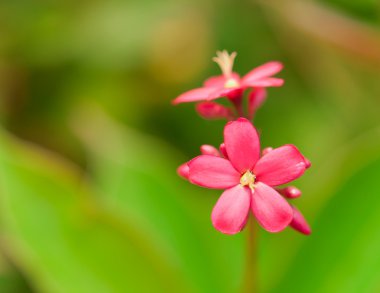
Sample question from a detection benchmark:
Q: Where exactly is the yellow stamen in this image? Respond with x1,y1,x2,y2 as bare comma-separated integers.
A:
240,171,256,189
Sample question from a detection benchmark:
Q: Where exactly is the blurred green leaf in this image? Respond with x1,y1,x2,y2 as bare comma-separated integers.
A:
0,270,33,293
0,131,184,293
271,141,380,292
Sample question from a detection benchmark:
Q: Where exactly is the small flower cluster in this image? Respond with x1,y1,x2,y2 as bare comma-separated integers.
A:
173,51,311,235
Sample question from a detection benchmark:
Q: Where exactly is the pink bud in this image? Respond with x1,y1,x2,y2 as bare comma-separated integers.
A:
304,158,312,169
248,88,267,118
196,102,233,120
290,205,311,235
177,163,189,180
219,143,229,159
277,186,302,199
262,147,273,156
200,145,220,157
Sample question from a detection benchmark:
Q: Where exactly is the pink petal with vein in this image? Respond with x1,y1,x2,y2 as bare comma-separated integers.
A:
188,155,240,189
211,185,251,234
254,145,306,186
251,182,293,233
224,118,260,173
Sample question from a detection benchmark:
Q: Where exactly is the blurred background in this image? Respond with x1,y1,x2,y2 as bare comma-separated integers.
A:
0,0,380,292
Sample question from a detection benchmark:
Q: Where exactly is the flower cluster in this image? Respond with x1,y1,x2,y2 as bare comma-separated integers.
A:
173,51,311,235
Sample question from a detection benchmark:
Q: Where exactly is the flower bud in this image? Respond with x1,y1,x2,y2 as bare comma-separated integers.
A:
196,102,233,120
219,143,229,159
290,205,311,235
248,88,267,118
200,145,220,157
277,186,302,199
304,158,311,169
262,147,273,156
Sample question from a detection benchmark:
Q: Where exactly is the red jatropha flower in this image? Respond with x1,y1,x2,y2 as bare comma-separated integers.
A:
172,50,283,105
185,118,310,234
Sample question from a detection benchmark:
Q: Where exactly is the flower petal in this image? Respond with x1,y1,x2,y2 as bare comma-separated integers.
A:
211,185,251,234
208,87,243,100
243,78,284,88
188,155,240,189
177,163,189,179
242,61,283,84
203,75,226,88
251,182,293,232
224,118,260,173
290,205,311,235
254,145,306,186
172,87,217,105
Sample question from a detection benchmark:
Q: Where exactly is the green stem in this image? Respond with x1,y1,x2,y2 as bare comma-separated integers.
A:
242,217,258,293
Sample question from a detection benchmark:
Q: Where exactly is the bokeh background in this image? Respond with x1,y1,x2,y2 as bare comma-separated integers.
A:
1,0,380,292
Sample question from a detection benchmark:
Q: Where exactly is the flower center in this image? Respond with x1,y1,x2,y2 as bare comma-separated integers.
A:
224,78,239,88
212,50,239,88
240,170,256,189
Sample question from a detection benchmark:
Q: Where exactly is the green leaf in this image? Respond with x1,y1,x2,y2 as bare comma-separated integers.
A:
271,147,380,292
0,131,184,293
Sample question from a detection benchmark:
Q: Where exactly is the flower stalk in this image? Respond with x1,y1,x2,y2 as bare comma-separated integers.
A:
242,217,258,293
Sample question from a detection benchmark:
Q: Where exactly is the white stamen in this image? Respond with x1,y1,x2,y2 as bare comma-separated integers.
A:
212,50,237,79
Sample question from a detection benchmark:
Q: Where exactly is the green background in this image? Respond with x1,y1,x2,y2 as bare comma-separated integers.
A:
1,0,380,292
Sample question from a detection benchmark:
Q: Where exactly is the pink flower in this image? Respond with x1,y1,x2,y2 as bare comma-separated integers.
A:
186,118,309,234
172,50,283,105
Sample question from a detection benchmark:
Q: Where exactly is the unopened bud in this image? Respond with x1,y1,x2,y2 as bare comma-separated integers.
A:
200,145,220,157
248,88,267,118
277,186,302,199
304,158,311,169
290,205,311,235
262,147,273,156
196,102,233,120
219,143,229,159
